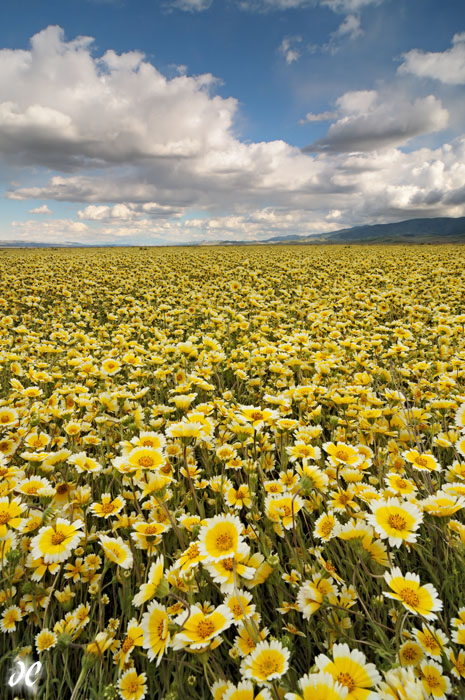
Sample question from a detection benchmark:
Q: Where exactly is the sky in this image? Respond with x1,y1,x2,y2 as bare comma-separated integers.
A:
0,0,464,244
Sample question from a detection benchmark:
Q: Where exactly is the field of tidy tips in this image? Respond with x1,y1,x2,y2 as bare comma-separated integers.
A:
1,244,465,700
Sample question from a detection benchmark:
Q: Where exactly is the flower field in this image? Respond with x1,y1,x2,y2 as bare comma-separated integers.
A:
1,243,465,700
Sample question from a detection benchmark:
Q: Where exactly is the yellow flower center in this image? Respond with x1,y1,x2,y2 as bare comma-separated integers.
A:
401,645,418,662
423,634,438,650
258,654,280,677
222,558,234,571
415,456,428,468
337,672,356,691
335,449,349,461
138,456,154,467
387,513,407,530
320,520,333,537
101,503,115,514
399,587,420,607
216,532,234,551
0,510,10,524
0,415,10,423
121,637,134,654
187,544,200,559
424,673,440,688
126,679,139,693
144,525,159,535
250,411,264,421
56,483,70,495
51,530,66,546
231,603,243,617
196,620,215,639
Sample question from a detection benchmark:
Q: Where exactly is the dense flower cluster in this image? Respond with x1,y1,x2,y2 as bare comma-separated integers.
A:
0,244,465,699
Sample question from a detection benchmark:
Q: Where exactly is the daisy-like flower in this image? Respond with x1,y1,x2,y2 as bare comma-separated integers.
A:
383,568,442,620
315,643,381,700
130,520,168,553
419,660,451,699
0,605,22,632
174,541,206,574
140,600,170,665
99,534,134,569
447,648,465,679
115,618,144,669
287,442,322,462
376,667,424,700
455,403,465,432
413,624,448,658
198,513,247,563
67,452,102,474
172,604,234,651
0,496,25,537
237,406,278,431
205,548,255,594
367,498,423,548
421,491,465,516
384,473,417,497
101,358,121,375
127,446,164,472
223,681,273,700
297,575,337,619
35,628,58,653
132,555,165,607
323,443,363,468
235,620,269,657
225,589,256,624
0,407,19,428
403,449,441,473
118,669,147,700
31,518,84,564
398,639,424,667
241,639,290,685
264,494,304,532
314,512,338,541
90,493,125,518
285,671,348,700
225,484,252,510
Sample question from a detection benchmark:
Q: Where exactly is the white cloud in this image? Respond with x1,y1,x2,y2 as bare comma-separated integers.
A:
304,90,449,152
321,0,382,13
169,0,213,10
0,25,236,170
28,204,52,214
332,13,362,40
279,36,302,64
300,110,338,123
398,32,465,85
2,26,465,244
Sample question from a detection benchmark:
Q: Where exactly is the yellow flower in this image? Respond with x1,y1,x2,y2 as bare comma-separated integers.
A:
241,639,290,685
384,568,442,620
324,443,363,468
132,555,165,607
198,513,247,563
67,451,103,474
403,449,441,473
127,446,164,472
297,575,337,619
172,604,234,651
90,493,125,518
225,589,256,623
99,534,134,569
118,669,147,700
116,618,144,669
0,605,22,632
398,639,424,667
367,498,423,548
419,660,451,699
174,541,206,574
314,512,338,541
31,518,84,564
285,671,348,700
413,624,448,658
0,496,25,536
376,667,424,700
315,643,381,700
235,620,269,657
140,600,171,665
35,628,58,652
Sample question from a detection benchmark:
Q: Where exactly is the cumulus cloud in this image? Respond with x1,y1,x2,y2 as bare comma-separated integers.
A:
398,32,465,85
300,110,338,123
2,26,465,244
0,25,236,170
331,13,362,40
279,36,302,64
169,0,213,10
304,90,449,153
28,204,52,214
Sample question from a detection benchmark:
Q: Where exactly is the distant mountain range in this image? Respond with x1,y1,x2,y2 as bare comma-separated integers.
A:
1,216,465,248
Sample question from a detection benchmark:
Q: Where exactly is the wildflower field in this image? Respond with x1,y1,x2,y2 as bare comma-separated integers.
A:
1,244,465,700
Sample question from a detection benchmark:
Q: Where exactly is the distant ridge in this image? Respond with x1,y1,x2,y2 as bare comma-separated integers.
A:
1,216,465,248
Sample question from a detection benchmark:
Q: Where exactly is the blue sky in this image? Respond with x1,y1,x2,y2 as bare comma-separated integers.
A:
0,0,464,244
